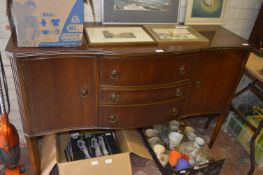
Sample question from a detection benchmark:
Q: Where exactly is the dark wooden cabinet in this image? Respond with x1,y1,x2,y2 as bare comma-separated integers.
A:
14,57,96,134
184,50,248,114
6,24,252,175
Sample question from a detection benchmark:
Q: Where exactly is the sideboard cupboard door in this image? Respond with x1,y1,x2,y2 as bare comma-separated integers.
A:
183,50,248,115
16,57,96,136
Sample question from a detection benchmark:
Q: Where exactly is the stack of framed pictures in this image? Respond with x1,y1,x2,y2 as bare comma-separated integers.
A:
84,0,220,46
85,25,209,46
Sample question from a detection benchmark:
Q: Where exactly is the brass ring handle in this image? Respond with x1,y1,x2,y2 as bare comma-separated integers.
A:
171,108,178,116
176,88,183,97
195,81,201,88
80,89,88,98
108,115,118,123
178,66,186,76
111,93,120,102
111,70,119,79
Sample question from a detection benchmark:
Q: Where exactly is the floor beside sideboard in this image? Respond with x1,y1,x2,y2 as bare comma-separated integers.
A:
0,117,263,175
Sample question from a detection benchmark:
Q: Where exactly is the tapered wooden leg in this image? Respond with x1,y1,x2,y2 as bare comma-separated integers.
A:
209,113,226,148
26,136,40,175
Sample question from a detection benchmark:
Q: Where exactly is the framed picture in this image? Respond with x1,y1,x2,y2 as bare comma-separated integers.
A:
144,25,209,43
185,0,228,25
85,26,155,46
102,0,180,24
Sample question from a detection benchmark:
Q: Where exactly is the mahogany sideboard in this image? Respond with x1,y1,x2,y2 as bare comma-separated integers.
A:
6,24,252,175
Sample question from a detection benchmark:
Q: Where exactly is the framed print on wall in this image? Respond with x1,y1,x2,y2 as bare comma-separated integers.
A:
102,0,180,24
185,0,228,25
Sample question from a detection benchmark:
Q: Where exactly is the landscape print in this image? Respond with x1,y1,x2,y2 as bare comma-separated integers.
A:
192,0,224,18
102,30,136,39
153,28,197,40
114,0,172,11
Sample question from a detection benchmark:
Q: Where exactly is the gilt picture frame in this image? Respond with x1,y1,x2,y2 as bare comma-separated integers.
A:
85,26,156,46
102,0,180,25
185,0,228,25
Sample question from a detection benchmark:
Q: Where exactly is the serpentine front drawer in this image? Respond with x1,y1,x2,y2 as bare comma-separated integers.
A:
98,98,185,128
100,82,190,105
100,53,197,86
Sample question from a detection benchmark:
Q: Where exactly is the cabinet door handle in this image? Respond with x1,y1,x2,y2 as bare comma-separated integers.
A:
176,88,183,97
108,115,118,123
111,70,119,79
111,93,120,102
178,66,186,76
171,108,178,116
80,89,88,98
195,81,201,88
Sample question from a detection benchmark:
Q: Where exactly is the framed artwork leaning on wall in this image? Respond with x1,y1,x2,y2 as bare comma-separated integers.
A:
185,0,228,25
102,0,180,24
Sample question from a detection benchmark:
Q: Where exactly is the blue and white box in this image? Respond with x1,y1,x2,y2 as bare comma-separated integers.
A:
12,0,84,47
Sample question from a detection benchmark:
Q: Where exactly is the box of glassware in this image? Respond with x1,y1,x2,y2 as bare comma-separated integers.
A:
40,130,152,175
12,0,84,47
140,120,225,175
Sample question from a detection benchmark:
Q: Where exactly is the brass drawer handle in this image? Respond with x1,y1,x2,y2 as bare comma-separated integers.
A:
171,108,178,116
176,88,183,97
80,89,88,98
178,66,186,76
111,93,120,102
108,115,118,124
111,70,119,79
195,81,201,88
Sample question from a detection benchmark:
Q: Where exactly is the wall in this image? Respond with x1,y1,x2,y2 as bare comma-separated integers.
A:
84,0,263,39
0,0,25,144
0,0,262,144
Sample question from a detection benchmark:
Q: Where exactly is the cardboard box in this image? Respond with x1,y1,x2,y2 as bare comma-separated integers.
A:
12,0,84,47
40,130,152,175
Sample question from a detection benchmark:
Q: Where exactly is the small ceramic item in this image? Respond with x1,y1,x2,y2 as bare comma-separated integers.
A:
168,132,183,149
168,150,181,167
91,138,103,157
185,126,195,134
187,132,196,142
77,138,91,159
180,142,195,156
98,136,109,155
169,120,180,131
189,137,205,165
153,144,165,158
159,153,169,166
194,137,205,147
148,136,161,147
175,158,191,171
145,128,158,138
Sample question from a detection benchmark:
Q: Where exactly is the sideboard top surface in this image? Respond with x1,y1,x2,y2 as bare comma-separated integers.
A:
5,23,253,58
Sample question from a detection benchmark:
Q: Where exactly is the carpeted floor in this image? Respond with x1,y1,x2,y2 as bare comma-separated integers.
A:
1,117,263,175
